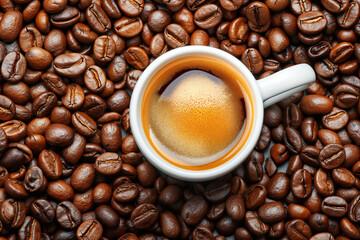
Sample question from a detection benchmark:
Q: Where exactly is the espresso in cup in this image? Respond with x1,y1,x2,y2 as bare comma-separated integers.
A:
142,56,254,170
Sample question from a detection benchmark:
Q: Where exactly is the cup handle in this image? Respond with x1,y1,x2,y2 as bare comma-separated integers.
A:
256,64,316,108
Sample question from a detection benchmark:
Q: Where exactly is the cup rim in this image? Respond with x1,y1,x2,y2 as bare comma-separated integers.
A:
130,46,264,181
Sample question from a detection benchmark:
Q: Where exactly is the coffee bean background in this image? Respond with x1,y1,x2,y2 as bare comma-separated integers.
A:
0,0,359,239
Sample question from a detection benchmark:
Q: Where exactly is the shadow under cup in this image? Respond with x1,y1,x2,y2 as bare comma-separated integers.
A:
141,55,255,171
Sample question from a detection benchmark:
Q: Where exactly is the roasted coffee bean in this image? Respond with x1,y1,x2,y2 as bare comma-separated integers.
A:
95,152,122,175
95,205,120,228
181,195,208,225
291,169,312,199
47,180,74,202
4,178,29,199
32,92,57,118
1,52,26,83
321,196,348,218
24,166,46,193
113,182,139,203
100,123,122,152
93,35,115,62
71,112,97,137
70,163,95,192
286,219,312,239
267,28,289,52
318,129,342,145
119,0,144,17
246,150,265,181
0,95,16,121
294,45,311,64
284,103,302,128
61,132,86,165
310,233,335,240
84,65,106,93
287,203,311,220
256,125,271,151
314,168,335,196
26,47,53,70
31,198,55,223
45,123,74,147
50,6,80,28
330,42,354,64
54,53,86,77
158,211,180,238
284,127,302,154
297,11,327,35
0,120,27,142
264,104,282,127
0,198,26,228
163,24,190,48
19,26,43,53
107,90,130,113
125,47,149,70
244,184,267,209
246,1,271,33
76,219,103,240
228,17,249,44
300,145,320,167
321,0,349,13
244,211,269,236
322,107,349,130
318,144,345,169
38,149,62,179
267,172,289,200
291,0,312,15
334,84,359,109
337,2,360,28
300,94,333,115
308,41,331,59
314,59,338,78
258,201,286,223
225,195,245,221
347,120,360,145
130,203,158,229
194,4,223,29
72,23,98,44
270,143,289,164
241,48,263,74
349,195,360,223
41,72,67,96
114,16,143,38
56,201,82,229
332,167,355,187
0,10,23,43
85,4,111,33
17,216,41,240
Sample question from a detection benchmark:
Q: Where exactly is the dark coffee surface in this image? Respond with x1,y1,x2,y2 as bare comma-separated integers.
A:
0,0,359,239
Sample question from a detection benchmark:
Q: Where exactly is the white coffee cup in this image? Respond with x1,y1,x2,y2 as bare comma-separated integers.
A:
130,46,315,181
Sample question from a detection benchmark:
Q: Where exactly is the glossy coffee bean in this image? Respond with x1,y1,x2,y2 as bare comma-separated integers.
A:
31,198,55,223
131,203,159,229
56,201,82,229
291,169,312,199
321,196,348,218
318,144,345,169
194,4,223,29
95,152,122,175
297,11,327,35
45,123,74,147
76,219,103,240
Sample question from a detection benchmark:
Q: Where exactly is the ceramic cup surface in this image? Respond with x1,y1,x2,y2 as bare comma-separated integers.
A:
130,46,316,181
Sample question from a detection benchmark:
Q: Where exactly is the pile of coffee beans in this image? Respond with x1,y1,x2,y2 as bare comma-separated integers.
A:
0,0,360,239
